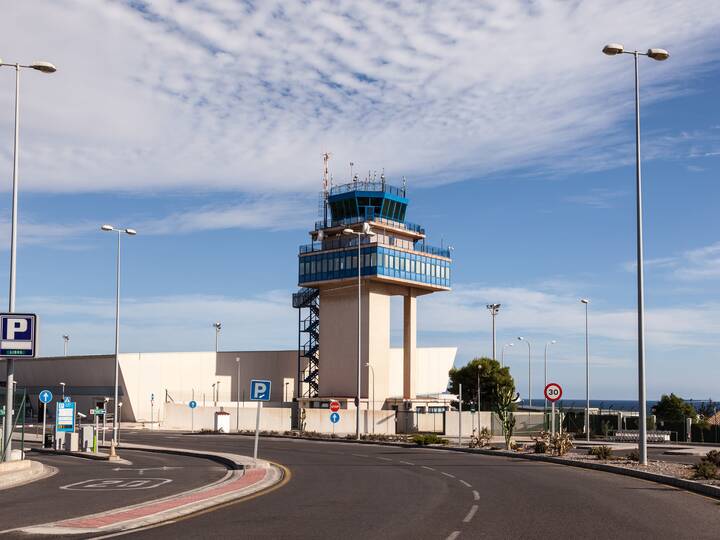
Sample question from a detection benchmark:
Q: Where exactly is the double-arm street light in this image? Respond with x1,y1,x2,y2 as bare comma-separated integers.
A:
486,304,501,361
343,222,376,440
501,342,514,367
602,42,668,465
213,322,222,353
580,298,591,442
1,58,56,461
101,225,137,457
517,337,532,407
63,334,70,356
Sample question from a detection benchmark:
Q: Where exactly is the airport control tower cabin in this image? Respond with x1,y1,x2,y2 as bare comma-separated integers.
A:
293,164,452,411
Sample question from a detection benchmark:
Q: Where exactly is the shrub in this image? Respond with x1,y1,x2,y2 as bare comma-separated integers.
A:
549,432,574,456
693,460,718,480
588,446,613,460
478,427,492,447
412,433,449,446
627,450,640,462
534,440,548,454
703,450,720,466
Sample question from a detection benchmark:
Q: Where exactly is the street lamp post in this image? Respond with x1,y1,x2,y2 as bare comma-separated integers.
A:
603,42,668,465
100,224,137,458
343,223,376,441
580,298,591,442
63,335,70,356
1,58,56,462
213,322,222,353
59,382,66,401
236,357,241,432
486,304,501,361
501,342,514,368
365,363,375,434
517,337,532,407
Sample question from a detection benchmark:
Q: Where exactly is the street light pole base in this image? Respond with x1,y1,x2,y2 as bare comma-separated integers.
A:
109,441,120,461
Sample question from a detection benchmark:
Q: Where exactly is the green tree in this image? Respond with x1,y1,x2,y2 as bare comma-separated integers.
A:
448,357,515,411
651,393,697,423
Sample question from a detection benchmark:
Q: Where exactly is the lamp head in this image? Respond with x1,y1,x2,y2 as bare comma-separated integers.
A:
101,224,114,232
647,48,669,61
517,336,524,341
30,61,57,73
342,228,354,235
580,298,590,304
125,228,137,236
602,43,624,55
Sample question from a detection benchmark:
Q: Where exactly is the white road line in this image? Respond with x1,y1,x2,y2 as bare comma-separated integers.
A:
472,490,480,501
421,465,435,471
399,460,415,466
377,457,393,461
446,531,461,540
442,472,455,478
351,453,368,458
463,504,479,523
459,480,472,488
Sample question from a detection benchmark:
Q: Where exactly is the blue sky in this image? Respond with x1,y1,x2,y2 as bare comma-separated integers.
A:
0,1,719,400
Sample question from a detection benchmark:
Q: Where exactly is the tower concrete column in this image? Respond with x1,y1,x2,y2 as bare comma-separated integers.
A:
403,292,417,400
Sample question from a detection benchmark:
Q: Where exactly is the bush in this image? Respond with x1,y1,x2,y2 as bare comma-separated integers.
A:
588,446,613,460
703,450,720,466
693,460,718,480
534,440,548,454
627,450,640,462
478,427,492,447
549,432,574,456
412,433,449,446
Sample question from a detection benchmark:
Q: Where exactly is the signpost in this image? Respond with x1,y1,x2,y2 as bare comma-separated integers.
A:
90,407,104,452
56,397,76,444
39,389,52,448
329,400,340,413
189,400,197,433
1,313,38,461
544,383,563,435
250,380,271,464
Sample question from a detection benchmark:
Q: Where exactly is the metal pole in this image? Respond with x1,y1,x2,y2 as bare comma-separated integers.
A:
112,230,121,450
526,341,532,408
356,236,361,441
492,313,496,361
3,66,20,461
544,344,548,413
634,51,648,465
458,383,462,446
585,301,590,442
551,401,556,435
253,401,261,464
236,359,240,432
191,389,195,433
42,403,46,449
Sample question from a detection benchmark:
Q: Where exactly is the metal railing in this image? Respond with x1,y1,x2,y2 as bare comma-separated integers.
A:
315,216,425,235
329,181,406,198
299,235,450,258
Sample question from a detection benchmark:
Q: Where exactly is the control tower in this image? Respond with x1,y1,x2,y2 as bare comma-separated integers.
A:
293,170,452,409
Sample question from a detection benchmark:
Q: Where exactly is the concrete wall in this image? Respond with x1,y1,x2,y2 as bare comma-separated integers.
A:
303,408,396,435
162,403,291,432
444,412,492,437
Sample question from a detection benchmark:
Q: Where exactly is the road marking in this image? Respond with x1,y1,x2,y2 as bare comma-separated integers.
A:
459,480,472,488
399,460,415,466
111,467,181,475
421,466,435,471
351,453,368,458
61,478,172,491
473,490,480,501
442,472,455,478
377,457,392,461
446,531,461,540
463,504,479,523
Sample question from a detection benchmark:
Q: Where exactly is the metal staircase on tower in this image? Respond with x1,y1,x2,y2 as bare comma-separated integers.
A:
292,287,320,398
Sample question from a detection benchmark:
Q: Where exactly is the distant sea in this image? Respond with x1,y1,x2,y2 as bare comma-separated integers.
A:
518,399,717,412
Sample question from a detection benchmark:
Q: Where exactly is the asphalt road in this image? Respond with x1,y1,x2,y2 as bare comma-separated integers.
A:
113,432,720,540
0,446,227,533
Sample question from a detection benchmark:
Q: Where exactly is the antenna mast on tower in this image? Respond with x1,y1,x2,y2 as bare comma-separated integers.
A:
322,152,331,227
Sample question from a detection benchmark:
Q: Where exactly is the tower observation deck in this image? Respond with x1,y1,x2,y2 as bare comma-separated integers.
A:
294,177,452,407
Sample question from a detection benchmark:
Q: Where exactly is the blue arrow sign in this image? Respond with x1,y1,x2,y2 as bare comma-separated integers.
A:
330,412,340,424
39,390,53,404
188,400,197,409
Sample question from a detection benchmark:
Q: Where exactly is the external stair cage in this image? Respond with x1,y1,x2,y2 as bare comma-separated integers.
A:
292,287,320,398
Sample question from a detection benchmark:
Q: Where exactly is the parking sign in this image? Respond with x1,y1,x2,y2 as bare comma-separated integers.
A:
250,380,271,401
0,313,37,357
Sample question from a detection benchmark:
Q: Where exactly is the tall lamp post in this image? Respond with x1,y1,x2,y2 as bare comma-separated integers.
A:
580,298,591,442
62,334,70,356
213,322,222,353
100,224,137,458
343,223,375,440
602,43,668,465
501,342,514,367
236,357,241,432
1,58,56,462
486,304,501,361
517,337,532,407
59,382,66,401
365,362,375,434
544,340,557,410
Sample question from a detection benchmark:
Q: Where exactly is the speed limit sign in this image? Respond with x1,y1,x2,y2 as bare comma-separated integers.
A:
544,383,562,402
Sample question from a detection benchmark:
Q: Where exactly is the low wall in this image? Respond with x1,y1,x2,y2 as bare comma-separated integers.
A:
162,403,291,432
445,412,492,437
303,409,396,435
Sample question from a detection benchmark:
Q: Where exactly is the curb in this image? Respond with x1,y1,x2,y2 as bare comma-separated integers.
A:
0,460,56,490
14,444,285,536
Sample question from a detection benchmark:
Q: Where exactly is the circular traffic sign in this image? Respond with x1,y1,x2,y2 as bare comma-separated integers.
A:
39,390,53,404
544,383,563,402
329,400,340,412
188,400,197,409
330,412,340,424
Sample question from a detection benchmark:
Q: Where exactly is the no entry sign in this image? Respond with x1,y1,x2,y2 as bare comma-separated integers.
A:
329,400,340,412
544,383,563,402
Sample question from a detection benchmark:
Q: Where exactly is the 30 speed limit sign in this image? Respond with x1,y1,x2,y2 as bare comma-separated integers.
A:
544,383,563,402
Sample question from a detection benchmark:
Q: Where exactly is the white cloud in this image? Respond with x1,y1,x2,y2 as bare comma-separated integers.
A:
564,189,627,209
0,1,718,194
623,241,720,281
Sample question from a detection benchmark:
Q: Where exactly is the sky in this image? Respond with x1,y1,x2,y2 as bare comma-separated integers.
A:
0,0,718,400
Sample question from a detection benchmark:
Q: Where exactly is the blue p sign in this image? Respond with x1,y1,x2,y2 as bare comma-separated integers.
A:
0,313,37,357
250,379,271,401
